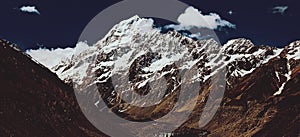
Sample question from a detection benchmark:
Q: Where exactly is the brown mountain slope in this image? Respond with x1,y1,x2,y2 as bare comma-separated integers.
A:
173,46,300,137
0,39,107,137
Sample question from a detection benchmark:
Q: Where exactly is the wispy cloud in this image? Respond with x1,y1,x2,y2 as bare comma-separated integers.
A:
20,6,40,15
272,6,288,14
175,6,235,30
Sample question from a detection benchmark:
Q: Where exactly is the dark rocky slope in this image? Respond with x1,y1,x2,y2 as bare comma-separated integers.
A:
0,39,107,137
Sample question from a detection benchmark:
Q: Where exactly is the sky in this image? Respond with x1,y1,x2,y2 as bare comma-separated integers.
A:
0,0,300,50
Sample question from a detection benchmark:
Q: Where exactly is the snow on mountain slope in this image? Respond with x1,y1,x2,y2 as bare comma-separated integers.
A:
286,41,300,60
221,39,284,77
26,15,300,96
51,16,225,97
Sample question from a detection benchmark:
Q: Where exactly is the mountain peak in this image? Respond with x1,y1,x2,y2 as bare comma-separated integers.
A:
95,16,157,47
222,38,257,55
284,40,300,60
126,15,141,22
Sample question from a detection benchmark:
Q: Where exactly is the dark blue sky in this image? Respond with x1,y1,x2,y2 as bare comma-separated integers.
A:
0,0,299,50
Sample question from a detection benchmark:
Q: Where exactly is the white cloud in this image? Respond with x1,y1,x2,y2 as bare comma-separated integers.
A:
177,6,235,29
189,32,202,39
26,42,90,69
272,6,288,14
20,6,40,14
163,6,235,40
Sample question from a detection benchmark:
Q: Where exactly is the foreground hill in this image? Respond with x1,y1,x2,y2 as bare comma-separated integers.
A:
0,39,107,137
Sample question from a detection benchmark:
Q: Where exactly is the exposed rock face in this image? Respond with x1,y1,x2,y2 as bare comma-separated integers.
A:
4,16,300,137
182,48,300,137
0,39,107,137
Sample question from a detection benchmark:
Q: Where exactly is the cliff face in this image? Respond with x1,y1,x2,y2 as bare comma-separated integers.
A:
0,39,107,137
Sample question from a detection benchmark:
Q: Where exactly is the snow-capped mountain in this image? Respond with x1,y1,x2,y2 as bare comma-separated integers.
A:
30,15,300,96
26,16,300,136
